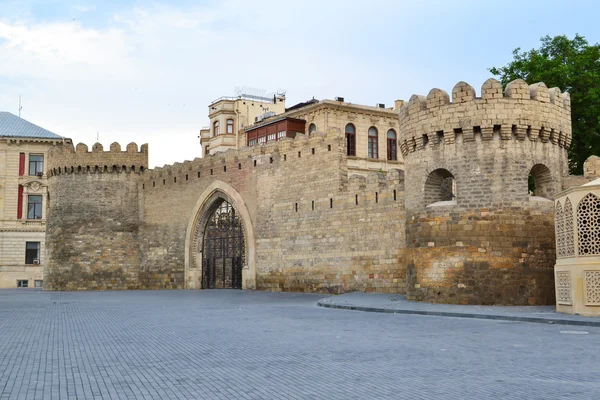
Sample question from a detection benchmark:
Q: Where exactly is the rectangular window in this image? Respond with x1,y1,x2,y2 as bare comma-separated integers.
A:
387,139,397,161
346,133,356,156
248,139,257,146
17,280,29,288
368,137,378,159
258,136,267,144
277,131,286,139
267,133,276,141
29,155,44,176
27,195,43,219
25,242,40,264
34,280,43,288
227,119,234,134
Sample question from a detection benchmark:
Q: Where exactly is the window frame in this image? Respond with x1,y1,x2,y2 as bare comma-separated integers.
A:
368,127,378,159
27,195,43,220
213,120,220,136
308,123,317,134
387,129,397,161
25,242,40,265
345,124,356,156
28,154,44,176
226,119,234,134
17,280,29,288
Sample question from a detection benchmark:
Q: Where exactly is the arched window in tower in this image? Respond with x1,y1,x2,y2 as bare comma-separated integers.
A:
368,127,378,159
345,124,356,156
424,168,456,206
528,164,553,199
213,120,220,136
387,129,397,161
227,119,234,134
308,123,317,135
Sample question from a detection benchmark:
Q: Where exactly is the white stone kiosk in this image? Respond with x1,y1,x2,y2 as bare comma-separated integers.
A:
554,178,600,315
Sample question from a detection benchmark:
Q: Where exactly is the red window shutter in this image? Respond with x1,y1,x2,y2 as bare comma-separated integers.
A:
17,185,23,219
19,153,25,176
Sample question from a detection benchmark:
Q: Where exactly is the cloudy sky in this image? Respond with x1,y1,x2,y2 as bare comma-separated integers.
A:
0,0,598,167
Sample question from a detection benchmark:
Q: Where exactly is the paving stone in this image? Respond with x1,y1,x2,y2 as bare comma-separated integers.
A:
1,289,600,399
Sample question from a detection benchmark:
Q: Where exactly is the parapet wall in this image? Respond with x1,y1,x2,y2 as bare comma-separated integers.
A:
48,142,148,175
399,78,571,156
138,131,406,293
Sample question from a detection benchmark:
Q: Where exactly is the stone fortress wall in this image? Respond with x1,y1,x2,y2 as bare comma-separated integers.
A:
45,143,148,290
399,78,571,305
44,77,594,306
46,133,406,293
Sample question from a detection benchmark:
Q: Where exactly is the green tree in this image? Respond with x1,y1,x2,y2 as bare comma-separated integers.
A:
489,34,600,174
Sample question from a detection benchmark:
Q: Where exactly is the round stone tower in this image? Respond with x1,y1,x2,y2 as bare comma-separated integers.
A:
45,142,148,290
399,78,571,305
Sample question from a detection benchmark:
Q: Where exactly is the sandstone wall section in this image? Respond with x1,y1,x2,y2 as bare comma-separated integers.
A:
399,79,571,305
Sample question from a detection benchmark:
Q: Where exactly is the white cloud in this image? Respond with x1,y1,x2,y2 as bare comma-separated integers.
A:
74,4,96,13
0,0,504,167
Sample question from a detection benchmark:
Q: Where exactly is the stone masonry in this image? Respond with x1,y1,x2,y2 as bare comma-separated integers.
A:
44,77,585,305
399,79,570,305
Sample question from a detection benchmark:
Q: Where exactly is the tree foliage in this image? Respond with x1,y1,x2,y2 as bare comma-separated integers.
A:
489,34,600,174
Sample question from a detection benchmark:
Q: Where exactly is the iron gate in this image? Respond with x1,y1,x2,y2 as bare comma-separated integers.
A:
202,201,244,289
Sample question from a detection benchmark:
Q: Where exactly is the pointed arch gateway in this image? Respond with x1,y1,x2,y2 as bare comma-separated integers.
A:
184,181,256,289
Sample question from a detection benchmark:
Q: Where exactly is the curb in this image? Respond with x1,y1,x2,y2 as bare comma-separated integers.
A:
317,301,600,327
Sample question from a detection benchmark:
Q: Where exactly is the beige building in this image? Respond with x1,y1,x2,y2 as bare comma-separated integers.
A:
0,112,66,288
200,92,404,175
236,98,404,175
277,99,404,175
200,93,286,155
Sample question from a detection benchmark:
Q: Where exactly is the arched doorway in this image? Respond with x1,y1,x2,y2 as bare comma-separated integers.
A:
202,200,244,289
184,181,256,290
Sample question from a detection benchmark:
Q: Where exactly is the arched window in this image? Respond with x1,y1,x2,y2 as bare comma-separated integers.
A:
345,124,356,156
424,169,455,206
213,120,220,136
227,119,234,134
528,164,553,199
308,123,317,134
368,127,378,159
387,129,397,161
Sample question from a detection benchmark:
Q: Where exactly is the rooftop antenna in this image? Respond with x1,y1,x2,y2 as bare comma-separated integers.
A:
18,96,22,118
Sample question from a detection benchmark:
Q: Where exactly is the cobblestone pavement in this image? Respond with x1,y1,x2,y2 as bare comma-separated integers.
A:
1,290,600,400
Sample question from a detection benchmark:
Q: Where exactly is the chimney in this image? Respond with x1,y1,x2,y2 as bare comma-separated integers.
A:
394,100,404,110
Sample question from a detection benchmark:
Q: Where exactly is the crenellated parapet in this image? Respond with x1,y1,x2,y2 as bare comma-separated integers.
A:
398,78,572,157
48,142,148,176
142,131,344,183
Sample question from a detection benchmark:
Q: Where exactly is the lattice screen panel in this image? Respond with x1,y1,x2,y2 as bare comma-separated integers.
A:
555,270,572,305
564,198,575,257
585,271,600,305
577,193,600,255
555,201,565,257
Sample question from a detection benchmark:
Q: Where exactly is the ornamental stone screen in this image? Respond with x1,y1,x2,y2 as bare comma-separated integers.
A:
554,178,600,316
